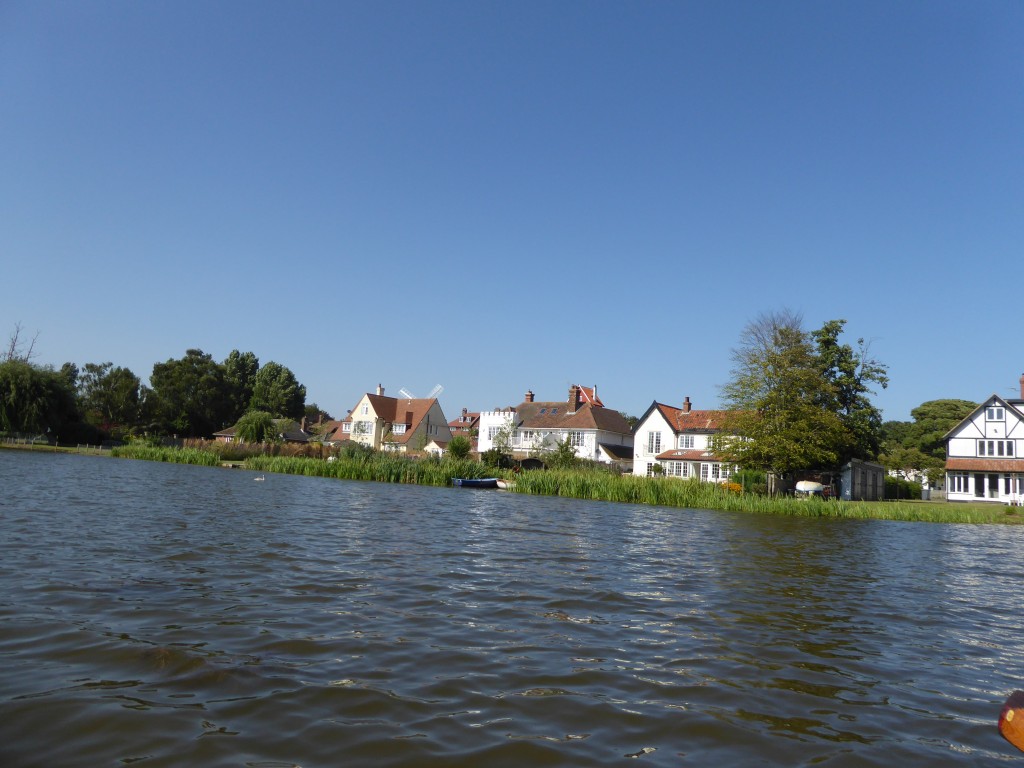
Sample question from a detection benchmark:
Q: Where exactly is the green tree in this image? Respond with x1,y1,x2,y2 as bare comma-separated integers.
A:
249,361,306,419
77,362,142,435
811,319,889,463
0,359,79,435
235,410,276,443
447,434,472,459
223,350,259,422
538,434,580,469
879,399,976,487
149,349,233,437
715,311,853,491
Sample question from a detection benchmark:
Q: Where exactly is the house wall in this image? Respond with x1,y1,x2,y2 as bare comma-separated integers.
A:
404,401,453,452
633,409,673,477
348,394,382,448
477,410,517,454
477,409,629,465
945,397,1024,504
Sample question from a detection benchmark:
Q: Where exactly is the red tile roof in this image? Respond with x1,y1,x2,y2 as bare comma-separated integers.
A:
946,458,1024,472
654,403,733,433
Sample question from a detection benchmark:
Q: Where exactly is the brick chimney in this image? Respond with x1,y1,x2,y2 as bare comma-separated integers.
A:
376,383,384,396
1020,373,1024,400
683,396,691,413
568,385,580,412
525,390,534,403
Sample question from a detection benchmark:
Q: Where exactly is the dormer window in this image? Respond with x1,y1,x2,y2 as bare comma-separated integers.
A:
393,424,407,435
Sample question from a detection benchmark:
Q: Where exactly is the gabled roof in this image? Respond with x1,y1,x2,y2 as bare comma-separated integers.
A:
342,391,447,446
448,410,480,430
577,385,603,407
514,401,632,435
942,394,1024,440
643,401,733,434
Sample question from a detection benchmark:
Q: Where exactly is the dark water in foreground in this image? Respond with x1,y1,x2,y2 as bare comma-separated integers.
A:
1,452,1023,767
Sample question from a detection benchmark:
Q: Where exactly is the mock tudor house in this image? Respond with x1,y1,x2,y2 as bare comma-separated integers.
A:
632,397,736,482
476,385,633,468
944,374,1024,504
333,384,452,453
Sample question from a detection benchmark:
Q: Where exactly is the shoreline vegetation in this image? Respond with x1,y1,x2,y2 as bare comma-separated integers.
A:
2,440,1013,525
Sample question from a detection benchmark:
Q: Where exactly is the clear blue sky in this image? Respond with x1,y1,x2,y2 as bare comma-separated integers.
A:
3,1,1021,424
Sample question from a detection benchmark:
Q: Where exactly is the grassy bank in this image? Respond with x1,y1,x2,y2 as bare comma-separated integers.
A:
106,444,1023,524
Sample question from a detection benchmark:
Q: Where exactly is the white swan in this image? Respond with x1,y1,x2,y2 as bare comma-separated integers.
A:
254,474,265,482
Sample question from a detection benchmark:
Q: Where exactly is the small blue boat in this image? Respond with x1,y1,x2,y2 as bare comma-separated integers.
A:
452,477,499,489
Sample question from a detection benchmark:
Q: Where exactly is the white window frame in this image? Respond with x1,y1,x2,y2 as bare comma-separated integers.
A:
678,434,694,449
647,431,661,455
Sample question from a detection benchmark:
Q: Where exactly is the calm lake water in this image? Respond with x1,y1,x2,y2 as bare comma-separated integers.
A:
2,451,1023,767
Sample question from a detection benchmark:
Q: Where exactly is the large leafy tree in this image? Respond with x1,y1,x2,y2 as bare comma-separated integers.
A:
149,349,233,437
223,350,259,422
77,362,142,434
249,361,306,419
0,359,79,435
880,399,977,483
811,319,889,464
716,311,888,489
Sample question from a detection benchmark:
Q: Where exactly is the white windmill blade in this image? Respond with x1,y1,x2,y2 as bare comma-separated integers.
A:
426,384,444,399
398,387,415,399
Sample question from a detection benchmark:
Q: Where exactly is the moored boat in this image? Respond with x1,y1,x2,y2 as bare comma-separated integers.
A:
451,477,499,489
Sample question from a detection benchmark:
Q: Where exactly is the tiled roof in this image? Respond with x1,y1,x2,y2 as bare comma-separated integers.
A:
946,458,1024,472
654,403,733,433
341,393,444,445
515,401,632,435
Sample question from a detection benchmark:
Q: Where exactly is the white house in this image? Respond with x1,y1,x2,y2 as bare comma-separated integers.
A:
476,385,633,467
331,384,452,453
944,375,1024,504
632,396,736,482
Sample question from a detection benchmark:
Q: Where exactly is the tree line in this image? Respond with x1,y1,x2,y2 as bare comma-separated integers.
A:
0,326,323,442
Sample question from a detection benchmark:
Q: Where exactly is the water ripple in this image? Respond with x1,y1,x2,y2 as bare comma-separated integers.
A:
2,452,1024,766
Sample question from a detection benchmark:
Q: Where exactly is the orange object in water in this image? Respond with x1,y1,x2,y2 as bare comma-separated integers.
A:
999,691,1024,752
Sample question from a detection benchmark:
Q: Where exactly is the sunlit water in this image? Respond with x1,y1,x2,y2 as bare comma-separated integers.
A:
1,450,1023,766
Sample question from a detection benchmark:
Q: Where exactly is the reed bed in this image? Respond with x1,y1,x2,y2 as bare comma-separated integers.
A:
110,445,220,466
107,445,1023,524
243,453,486,488
507,469,1024,524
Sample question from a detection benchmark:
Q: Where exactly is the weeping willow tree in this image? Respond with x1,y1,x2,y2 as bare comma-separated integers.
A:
0,359,79,435
234,410,277,443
